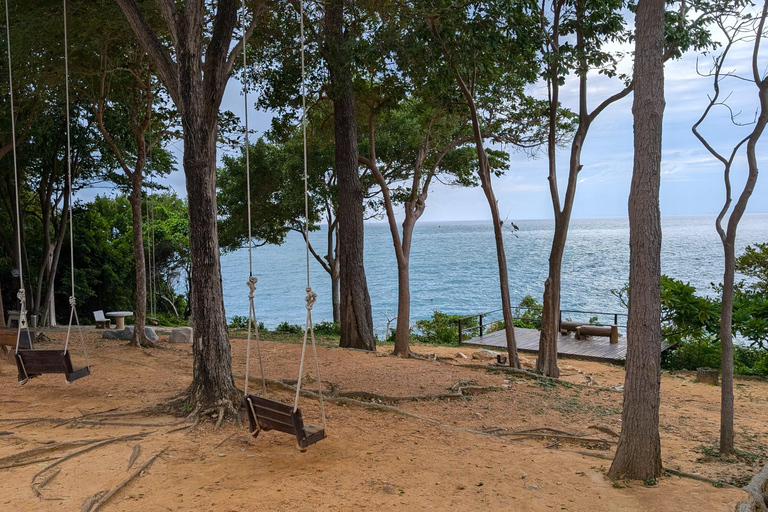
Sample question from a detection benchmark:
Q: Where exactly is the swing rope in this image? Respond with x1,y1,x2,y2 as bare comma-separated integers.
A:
293,0,326,428
62,0,89,366
240,0,325,431
5,0,32,353
242,0,265,397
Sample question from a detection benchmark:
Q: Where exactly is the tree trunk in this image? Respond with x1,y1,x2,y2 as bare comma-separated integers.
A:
481,177,519,368
719,240,735,454
331,266,340,325
129,171,149,347
392,213,415,357
608,0,665,481
184,130,240,411
324,0,375,351
537,237,564,377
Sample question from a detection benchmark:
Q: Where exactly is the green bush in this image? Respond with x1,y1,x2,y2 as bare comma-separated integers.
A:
229,315,248,329
228,316,265,331
413,311,475,345
314,321,340,336
276,321,302,334
516,295,542,329
662,336,768,377
662,336,722,372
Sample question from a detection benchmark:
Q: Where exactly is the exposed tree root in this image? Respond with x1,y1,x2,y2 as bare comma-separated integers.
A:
31,433,148,485
90,446,168,512
0,438,109,466
0,456,62,470
126,445,141,471
456,363,622,393
184,398,242,431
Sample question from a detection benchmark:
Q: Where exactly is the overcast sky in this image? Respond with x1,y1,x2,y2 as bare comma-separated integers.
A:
147,30,768,223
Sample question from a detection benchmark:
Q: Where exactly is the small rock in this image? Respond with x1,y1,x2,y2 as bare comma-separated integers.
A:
102,326,158,342
169,327,193,344
472,349,497,360
456,352,468,359
218,453,226,457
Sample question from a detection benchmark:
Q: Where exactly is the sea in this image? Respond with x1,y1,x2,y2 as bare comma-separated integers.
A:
219,214,768,334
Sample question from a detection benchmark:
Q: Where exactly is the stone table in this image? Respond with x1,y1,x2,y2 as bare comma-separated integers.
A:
105,311,133,330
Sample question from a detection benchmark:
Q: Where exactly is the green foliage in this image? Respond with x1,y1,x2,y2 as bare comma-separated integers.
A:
412,311,476,345
514,295,542,329
662,336,722,372
275,321,302,334
736,243,768,294
314,321,341,337
228,316,266,331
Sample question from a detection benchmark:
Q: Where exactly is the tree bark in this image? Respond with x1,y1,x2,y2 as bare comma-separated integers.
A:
128,170,149,347
116,0,249,414
609,0,665,481
324,0,375,350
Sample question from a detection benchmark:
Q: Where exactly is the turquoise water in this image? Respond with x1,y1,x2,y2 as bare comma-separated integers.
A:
220,214,768,333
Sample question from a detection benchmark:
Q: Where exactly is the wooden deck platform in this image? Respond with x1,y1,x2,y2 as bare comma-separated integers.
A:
463,327,672,364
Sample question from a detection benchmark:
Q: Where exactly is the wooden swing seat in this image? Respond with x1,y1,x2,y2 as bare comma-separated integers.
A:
1,328,33,364
15,350,90,384
244,394,325,451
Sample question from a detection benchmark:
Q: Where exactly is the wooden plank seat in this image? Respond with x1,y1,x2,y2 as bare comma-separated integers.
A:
15,350,90,384
0,328,33,363
244,394,325,451
559,320,583,335
576,324,619,344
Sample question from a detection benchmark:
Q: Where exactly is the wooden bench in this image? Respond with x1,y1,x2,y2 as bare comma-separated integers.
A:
576,324,619,344
0,328,33,363
244,394,325,451
559,320,583,335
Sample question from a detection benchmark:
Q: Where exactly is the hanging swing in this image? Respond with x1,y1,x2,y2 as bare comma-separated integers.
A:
5,0,90,384
240,0,326,451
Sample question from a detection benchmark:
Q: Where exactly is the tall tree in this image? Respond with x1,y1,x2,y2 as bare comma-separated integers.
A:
418,0,548,367
322,0,376,350
608,0,666,480
82,0,176,347
691,0,768,455
115,0,267,421
535,0,632,377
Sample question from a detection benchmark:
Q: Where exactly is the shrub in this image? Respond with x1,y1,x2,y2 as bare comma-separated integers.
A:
314,321,340,336
516,295,542,329
413,311,473,345
276,321,302,334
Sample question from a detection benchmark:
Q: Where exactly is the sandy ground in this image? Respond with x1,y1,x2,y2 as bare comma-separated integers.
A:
0,330,765,511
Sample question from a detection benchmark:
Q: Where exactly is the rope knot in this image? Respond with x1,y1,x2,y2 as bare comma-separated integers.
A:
305,287,317,310
69,296,76,307
246,276,258,299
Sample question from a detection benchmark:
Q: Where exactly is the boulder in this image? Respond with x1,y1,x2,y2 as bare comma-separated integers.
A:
102,326,158,342
169,327,193,344
471,349,498,360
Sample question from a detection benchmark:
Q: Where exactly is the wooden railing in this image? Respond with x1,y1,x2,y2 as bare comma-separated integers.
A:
454,307,628,344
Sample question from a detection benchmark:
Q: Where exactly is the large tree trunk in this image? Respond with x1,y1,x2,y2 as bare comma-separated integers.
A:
324,0,375,351
128,171,149,347
116,0,246,419
608,0,665,481
184,129,239,411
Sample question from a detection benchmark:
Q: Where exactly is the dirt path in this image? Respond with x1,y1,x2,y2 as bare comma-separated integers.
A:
0,331,763,511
